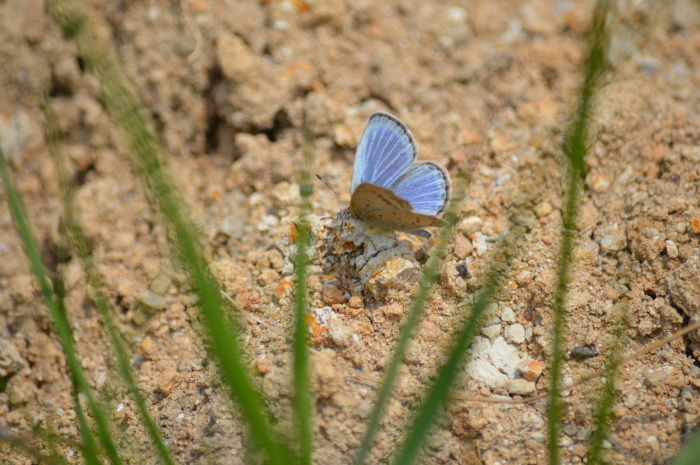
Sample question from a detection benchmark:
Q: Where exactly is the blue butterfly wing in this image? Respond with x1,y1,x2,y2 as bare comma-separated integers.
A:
390,162,450,216
351,113,416,193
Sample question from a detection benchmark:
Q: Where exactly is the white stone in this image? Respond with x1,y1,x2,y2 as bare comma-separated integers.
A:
481,324,502,340
504,323,526,344
500,306,516,323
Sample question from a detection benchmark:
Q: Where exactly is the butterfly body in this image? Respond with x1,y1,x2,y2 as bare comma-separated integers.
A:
348,112,450,236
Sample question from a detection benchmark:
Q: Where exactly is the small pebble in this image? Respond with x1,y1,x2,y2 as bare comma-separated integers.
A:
504,323,525,344
588,173,610,192
150,274,172,295
666,240,679,258
504,379,536,395
139,337,158,360
571,444,588,457
458,216,483,235
328,318,353,347
456,261,469,278
569,344,598,360
481,324,502,340
275,279,294,299
470,232,488,256
383,303,404,318
136,289,167,310
453,234,473,259
347,296,363,309
598,223,627,253
257,359,273,375
156,368,182,397
518,360,546,382
562,377,574,397
256,214,279,232
500,306,516,323
534,201,553,218
322,284,346,305
558,436,573,447
563,425,579,436
482,302,500,325
638,319,653,336
691,218,700,234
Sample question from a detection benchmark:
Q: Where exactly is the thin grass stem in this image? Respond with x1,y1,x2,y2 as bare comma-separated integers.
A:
291,127,316,465
0,145,118,465
547,2,609,464
42,99,178,465
44,0,288,462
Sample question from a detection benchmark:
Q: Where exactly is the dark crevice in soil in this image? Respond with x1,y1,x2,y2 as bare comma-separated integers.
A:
49,71,74,98
151,111,166,141
73,162,96,187
204,65,240,161
669,300,698,366
42,235,69,279
115,295,129,314
263,108,292,142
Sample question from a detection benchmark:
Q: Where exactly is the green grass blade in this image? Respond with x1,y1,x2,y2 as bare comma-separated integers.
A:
291,129,315,465
44,0,289,461
352,195,463,465
547,2,610,464
0,428,70,465
672,431,700,465
42,100,178,465
586,308,626,465
73,396,102,464
391,228,517,465
0,145,115,465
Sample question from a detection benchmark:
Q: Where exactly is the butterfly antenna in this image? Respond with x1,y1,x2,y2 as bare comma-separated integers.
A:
316,174,349,208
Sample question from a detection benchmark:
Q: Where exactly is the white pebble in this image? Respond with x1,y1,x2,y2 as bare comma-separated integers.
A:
504,323,526,344
500,306,516,323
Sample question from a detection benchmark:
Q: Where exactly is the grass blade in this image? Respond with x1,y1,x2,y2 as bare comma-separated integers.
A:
547,2,610,464
45,0,289,461
0,145,117,465
586,308,626,465
42,99,178,465
0,427,70,465
672,431,700,465
352,180,465,465
291,128,316,464
391,223,519,465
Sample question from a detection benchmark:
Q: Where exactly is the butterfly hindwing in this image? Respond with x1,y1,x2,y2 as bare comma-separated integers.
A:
362,210,444,230
350,183,412,219
390,162,450,216
350,183,443,231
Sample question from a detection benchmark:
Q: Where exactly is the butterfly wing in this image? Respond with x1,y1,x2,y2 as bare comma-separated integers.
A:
390,162,450,216
351,113,416,193
350,183,443,230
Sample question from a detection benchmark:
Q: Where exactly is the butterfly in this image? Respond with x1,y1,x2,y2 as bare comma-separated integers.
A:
348,112,450,237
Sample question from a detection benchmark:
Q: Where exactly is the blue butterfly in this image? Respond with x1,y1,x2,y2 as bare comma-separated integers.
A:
349,112,450,236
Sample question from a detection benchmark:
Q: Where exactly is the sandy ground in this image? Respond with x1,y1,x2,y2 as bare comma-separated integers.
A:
2,0,700,464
